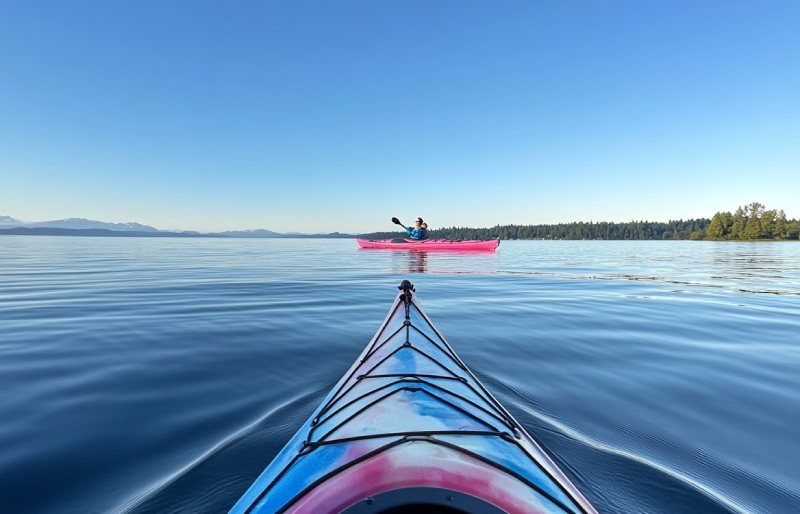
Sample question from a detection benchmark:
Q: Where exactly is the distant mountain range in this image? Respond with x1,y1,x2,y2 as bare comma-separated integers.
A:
0,215,355,238
0,216,160,232
217,229,282,238
0,215,23,225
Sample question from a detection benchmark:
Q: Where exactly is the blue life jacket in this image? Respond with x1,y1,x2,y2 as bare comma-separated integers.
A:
406,226,427,240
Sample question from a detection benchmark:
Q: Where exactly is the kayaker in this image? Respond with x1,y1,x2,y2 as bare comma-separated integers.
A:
406,218,428,240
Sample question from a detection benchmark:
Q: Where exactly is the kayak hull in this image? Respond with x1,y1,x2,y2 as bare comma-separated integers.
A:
284,443,577,514
357,238,500,251
228,282,597,514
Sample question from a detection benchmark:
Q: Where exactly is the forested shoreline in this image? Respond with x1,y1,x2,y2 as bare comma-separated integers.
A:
359,203,799,241
705,203,798,240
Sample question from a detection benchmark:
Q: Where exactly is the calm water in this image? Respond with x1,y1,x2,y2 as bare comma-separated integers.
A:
1,237,798,514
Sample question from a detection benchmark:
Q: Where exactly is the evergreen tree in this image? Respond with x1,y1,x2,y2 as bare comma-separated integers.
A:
729,206,747,239
774,210,789,239
743,202,764,239
706,213,726,239
761,209,777,238
789,220,800,240
720,212,733,237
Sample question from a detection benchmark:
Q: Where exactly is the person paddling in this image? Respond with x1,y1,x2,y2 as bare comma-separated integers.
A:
391,217,428,240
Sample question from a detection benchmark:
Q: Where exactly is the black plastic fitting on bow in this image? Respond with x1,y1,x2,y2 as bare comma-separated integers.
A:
397,280,416,319
398,280,415,293
398,281,415,319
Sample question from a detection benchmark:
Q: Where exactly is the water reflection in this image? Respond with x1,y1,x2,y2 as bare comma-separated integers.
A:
388,249,502,274
393,250,428,273
376,242,800,293
709,248,792,281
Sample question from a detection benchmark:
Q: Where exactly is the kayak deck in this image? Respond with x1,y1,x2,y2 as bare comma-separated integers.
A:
357,238,500,251
228,281,597,514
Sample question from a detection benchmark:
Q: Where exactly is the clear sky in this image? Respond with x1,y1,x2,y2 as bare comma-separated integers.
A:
1,1,798,233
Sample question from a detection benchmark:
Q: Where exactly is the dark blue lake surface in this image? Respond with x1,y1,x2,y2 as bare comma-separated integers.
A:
1,237,798,514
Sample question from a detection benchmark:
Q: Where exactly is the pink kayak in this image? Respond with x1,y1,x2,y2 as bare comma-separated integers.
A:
357,238,500,251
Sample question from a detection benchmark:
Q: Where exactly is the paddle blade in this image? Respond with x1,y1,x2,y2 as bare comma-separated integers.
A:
391,217,403,226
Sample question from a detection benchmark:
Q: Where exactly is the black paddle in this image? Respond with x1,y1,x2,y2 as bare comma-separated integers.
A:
391,217,407,229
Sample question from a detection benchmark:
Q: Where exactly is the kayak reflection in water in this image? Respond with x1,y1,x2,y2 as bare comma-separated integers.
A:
406,217,428,240
407,251,427,273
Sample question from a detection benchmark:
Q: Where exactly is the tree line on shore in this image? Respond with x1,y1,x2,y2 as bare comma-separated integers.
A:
359,203,799,241
705,202,798,240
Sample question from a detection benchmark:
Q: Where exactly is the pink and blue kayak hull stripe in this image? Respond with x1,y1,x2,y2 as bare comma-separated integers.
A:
357,238,500,251
227,282,598,514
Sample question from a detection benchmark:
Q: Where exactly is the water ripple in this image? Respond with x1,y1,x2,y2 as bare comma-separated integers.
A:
0,237,798,514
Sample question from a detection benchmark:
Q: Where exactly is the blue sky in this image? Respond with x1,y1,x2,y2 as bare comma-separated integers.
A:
1,1,797,233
